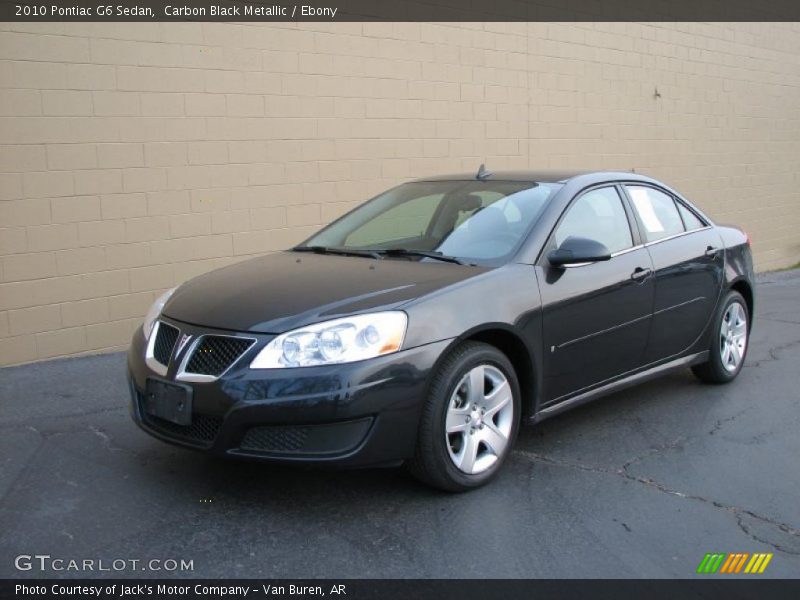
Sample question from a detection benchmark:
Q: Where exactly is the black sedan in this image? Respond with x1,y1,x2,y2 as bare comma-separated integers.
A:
127,169,754,491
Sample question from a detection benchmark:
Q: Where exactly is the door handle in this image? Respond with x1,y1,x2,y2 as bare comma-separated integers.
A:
631,267,652,282
705,246,720,258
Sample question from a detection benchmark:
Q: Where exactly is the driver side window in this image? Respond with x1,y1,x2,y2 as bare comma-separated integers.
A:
555,187,633,254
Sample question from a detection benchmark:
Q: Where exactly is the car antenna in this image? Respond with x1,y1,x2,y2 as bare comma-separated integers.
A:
476,163,492,180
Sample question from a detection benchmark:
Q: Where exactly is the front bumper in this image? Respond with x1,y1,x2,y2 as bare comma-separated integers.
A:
127,317,451,467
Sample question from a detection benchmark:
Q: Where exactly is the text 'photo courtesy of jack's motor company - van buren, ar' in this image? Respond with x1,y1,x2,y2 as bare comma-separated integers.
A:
14,583,347,597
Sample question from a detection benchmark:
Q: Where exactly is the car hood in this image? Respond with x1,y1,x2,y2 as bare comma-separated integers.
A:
163,251,487,333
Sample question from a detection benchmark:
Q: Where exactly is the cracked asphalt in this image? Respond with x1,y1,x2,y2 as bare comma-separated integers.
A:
1,270,799,579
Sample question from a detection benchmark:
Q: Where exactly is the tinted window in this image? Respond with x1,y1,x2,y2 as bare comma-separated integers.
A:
626,186,684,242
677,202,705,231
555,187,633,254
346,194,441,246
303,180,560,262
438,185,556,259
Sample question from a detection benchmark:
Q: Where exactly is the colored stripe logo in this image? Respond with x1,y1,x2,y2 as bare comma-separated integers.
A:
697,552,773,574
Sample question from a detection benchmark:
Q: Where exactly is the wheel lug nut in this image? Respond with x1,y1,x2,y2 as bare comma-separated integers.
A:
479,424,484,429
465,416,470,422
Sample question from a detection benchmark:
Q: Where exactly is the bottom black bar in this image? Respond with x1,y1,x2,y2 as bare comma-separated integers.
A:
2,579,800,600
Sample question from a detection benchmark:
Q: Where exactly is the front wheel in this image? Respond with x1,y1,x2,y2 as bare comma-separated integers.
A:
692,290,750,384
407,342,521,492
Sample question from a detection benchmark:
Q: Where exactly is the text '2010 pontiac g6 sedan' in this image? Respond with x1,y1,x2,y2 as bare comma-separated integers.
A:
128,169,754,491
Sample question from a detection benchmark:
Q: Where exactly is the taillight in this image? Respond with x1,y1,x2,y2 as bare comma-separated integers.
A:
743,231,751,245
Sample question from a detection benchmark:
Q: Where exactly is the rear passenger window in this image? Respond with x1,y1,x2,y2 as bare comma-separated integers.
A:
626,186,684,242
677,202,705,231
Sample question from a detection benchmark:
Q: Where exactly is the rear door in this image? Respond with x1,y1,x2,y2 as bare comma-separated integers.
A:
538,186,655,404
622,185,724,362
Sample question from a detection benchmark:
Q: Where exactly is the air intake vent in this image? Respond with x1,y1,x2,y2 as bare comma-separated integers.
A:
153,322,179,366
236,418,374,457
241,426,311,453
184,335,254,377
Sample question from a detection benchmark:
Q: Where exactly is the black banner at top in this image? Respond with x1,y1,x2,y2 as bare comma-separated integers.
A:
1,0,800,21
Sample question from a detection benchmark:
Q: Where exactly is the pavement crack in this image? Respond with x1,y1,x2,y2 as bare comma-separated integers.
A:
515,450,611,476
0,405,126,432
746,337,800,368
768,338,800,361
89,425,114,449
708,408,752,436
620,436,686,470
514,449,800,555
88,424,143,457
735,513,800,556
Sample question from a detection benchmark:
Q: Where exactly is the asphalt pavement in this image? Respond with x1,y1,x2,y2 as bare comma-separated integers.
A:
1,270,799,579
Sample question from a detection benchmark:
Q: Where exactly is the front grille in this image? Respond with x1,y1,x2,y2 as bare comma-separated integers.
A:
153,322,179,366
136,389,223,446
240,425,310,453
184,335,254,377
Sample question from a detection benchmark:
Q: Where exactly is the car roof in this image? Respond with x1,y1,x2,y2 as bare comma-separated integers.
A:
410,170,654,185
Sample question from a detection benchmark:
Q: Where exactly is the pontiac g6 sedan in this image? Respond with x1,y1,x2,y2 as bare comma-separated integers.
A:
128,169,754,491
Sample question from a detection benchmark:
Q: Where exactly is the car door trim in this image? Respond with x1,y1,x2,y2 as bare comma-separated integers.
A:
556,312,651,349
610,244,644,257
535,350,709,418
642,226,713,248
653,295,706,316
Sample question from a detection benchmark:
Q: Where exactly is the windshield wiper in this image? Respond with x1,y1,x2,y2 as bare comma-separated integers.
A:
375,248,468,265
293,245,383,260
293,245,470,265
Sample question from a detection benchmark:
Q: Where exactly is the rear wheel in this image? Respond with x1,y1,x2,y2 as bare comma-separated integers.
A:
692,290,749,384
407,342,520,492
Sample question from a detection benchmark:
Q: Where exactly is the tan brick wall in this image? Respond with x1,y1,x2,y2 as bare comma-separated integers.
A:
1,21,799,366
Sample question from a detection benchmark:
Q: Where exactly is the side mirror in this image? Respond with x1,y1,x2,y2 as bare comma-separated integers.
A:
548,236,611,267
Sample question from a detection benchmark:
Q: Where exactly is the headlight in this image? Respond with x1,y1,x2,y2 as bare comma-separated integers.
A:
143,287,177,340
250,312,408,369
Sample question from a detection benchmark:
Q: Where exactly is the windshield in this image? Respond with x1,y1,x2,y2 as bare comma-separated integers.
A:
299,180,560,263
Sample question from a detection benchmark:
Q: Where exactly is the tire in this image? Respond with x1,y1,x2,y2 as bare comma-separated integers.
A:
407,341,521,492
691,290,750,384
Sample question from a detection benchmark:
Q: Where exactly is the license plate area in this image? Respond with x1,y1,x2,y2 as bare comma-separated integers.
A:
145,379,192,426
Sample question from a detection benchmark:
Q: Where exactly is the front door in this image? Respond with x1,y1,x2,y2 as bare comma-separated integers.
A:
538,186,655,404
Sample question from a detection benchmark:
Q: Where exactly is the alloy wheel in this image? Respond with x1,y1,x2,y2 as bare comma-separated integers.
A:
445,364,514,474
720,301,747,372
